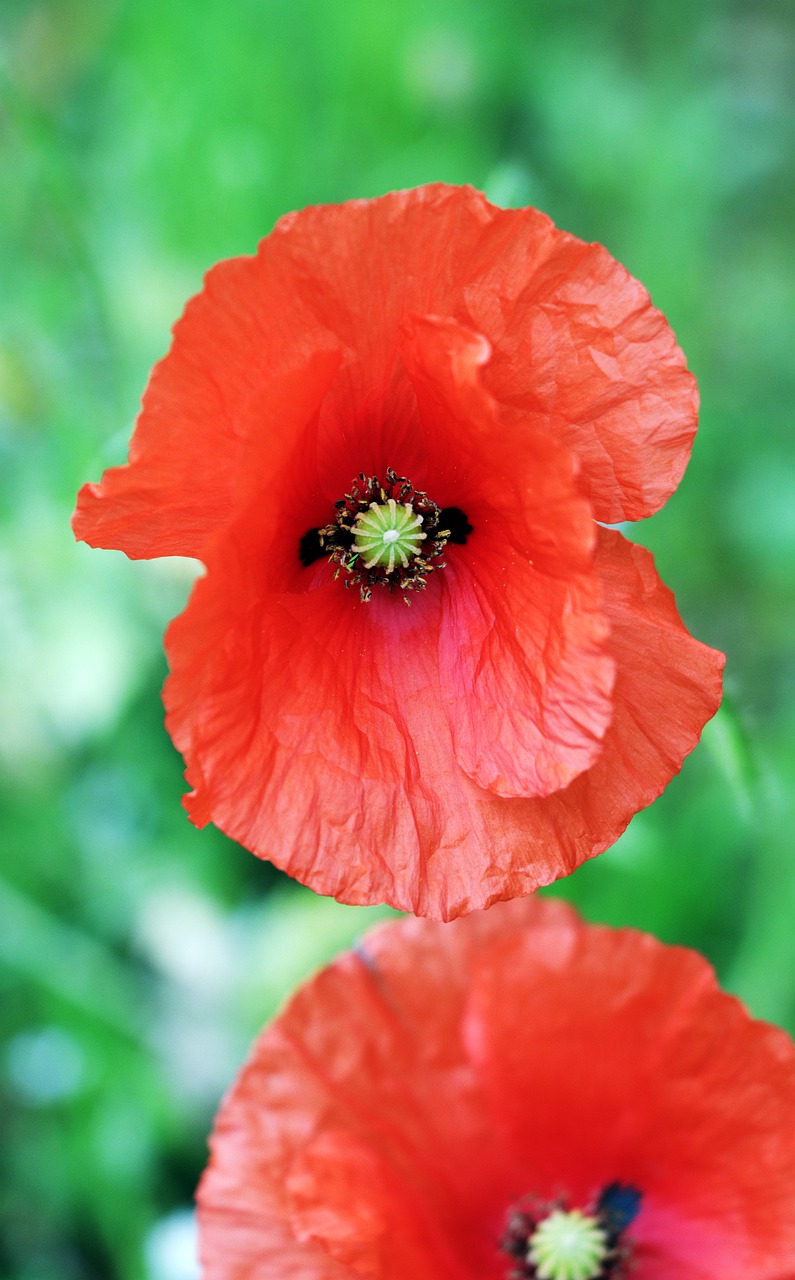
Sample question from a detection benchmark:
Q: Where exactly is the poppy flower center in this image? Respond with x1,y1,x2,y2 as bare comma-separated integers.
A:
501,1183,641,1280
352,499,427,574
298,468,472,603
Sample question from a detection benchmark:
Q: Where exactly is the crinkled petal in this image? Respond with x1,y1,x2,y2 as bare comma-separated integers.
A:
73,254,338,560
263,185,493,395
265,188,697,524
520,527,725,866
164,548,457,913
462,203,698,522
401,314,615,797
438,527,724,911
75,185,697,556
164,527,722,920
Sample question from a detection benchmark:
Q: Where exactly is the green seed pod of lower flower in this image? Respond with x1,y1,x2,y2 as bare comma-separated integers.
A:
527,1208,608,1280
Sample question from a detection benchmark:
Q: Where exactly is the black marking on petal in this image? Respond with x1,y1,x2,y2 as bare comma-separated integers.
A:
299,524,354,566
299,528,324,567
439,506,473,544
596,1183,642,1241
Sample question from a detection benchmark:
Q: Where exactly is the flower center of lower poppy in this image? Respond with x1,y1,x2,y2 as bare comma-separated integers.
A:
527,1211,607,1280
501,1183,641,1280
298,468,472,604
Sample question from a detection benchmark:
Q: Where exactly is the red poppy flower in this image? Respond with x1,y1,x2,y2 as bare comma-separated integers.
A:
197,898,795,1280
73,184,723,918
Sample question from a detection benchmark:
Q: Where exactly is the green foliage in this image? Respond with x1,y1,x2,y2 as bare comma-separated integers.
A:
1,0,793,1275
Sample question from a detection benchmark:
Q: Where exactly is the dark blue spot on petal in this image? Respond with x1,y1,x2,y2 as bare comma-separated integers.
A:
597,1182,642,1235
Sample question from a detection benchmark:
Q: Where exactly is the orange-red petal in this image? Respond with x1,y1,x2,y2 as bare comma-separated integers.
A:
464,203,698,522
525,527,725,868
401,315,615,797
163,522,721,919
72,255,338,560
265,188,698,523
75,186,697,555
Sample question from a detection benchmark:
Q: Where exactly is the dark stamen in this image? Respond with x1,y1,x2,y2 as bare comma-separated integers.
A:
439,506,473,544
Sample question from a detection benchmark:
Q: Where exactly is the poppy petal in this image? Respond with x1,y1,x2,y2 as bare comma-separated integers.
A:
459,528,725,908
73,255,338,561
163,527,721,920
536,527,725,858
75,187,696,541
467,204,698,523
400,313,615,797
164,551,459,913
258,188,695,526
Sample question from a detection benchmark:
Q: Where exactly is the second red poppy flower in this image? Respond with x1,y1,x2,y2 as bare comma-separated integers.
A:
73,184,724,918
197,899,795,1279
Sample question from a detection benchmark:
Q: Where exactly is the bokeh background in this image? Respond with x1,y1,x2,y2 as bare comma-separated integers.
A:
2,1,794,1276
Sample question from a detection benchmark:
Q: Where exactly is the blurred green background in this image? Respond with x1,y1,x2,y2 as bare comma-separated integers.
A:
1,0,794,1276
